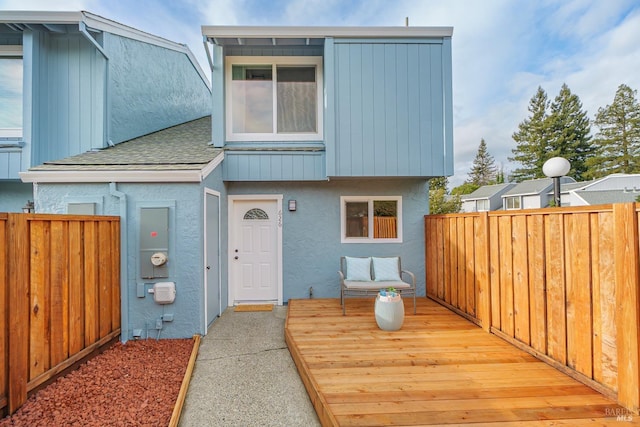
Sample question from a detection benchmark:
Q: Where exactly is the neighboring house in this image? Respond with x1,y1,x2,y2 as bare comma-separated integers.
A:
21,23,454,340
460,183,515,212
564,174,640,206
0,10,210,212
501,177,576,210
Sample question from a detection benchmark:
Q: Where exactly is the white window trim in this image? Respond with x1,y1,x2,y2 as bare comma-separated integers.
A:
340,196,402,244
225,56,323,142
505,196,521,210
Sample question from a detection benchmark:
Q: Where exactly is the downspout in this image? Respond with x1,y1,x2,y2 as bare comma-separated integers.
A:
79,20,110,150
110,182,129,343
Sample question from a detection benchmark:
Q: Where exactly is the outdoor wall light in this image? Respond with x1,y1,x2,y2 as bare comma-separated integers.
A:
288,200,297,211
22,200,34,213
543,157,571,207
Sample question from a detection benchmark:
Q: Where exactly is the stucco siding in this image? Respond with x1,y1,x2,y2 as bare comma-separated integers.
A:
105,33,210,144
228,178,428,301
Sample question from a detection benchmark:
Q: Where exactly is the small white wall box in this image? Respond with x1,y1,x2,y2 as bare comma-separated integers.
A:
149,282,176,304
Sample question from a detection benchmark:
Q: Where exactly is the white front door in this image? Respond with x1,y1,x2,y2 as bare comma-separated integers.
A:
230,197,281,304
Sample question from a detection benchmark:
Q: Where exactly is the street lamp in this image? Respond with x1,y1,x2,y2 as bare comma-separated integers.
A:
543,157,571,207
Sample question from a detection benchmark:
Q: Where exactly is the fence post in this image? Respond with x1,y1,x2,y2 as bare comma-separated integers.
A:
476,212,491,332
613,203,640,412
7,214,29,414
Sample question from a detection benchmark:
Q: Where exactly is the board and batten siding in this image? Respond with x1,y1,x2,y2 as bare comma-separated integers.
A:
28,31,106,168
223,151,325,181
326,38,453,178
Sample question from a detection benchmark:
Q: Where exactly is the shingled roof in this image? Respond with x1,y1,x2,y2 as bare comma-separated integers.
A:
30,116,220,172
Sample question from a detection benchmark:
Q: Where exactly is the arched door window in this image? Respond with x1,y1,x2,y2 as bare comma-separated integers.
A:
243,208,269,220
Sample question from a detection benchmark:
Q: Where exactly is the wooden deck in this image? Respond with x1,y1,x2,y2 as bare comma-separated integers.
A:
285,298,636,426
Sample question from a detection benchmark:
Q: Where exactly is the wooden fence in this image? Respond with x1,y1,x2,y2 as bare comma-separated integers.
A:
425,203,640,412
1,213,121,415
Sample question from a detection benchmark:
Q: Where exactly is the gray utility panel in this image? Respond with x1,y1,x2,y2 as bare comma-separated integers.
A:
140,207,169,279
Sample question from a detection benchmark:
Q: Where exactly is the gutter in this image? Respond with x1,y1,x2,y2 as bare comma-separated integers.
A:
109,182,129,343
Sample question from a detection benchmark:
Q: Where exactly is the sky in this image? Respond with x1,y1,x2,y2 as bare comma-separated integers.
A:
2,0,640,187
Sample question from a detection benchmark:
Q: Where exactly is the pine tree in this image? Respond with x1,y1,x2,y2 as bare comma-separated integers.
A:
547,83,593,180
585,84,640,178
510,87,551,181
467,138,497,186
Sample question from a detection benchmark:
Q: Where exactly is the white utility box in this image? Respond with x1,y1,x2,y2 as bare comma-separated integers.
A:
149,281,176,304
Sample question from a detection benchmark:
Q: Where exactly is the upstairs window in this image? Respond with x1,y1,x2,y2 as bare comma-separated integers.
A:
0,45,23,138
476,199,489,211
226,56,323,142
341,196,402,243
505,196,521,210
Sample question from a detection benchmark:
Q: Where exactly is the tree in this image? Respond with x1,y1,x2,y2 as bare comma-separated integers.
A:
510,87,551,181
585,84,640,178
467,138,497,186
510,84,593,181
547,83,593,180
429,177,461,214
451,182,479,196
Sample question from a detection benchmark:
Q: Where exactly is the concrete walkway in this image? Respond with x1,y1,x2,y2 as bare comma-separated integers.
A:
179,306,320,426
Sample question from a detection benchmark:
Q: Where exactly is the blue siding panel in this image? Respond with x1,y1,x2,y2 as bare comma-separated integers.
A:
360,43,375,176
324,38,336,176
407,44,421,176
443,37,454,175
329,39,452,178
384,43,398,176
430,44,444,175
223,152,325,181
372,44,386,174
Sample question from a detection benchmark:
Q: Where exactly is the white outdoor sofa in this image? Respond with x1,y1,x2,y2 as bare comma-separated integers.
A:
338,256,416,315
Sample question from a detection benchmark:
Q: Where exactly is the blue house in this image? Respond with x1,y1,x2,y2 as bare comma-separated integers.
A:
0,11,210,211
18,22,454,340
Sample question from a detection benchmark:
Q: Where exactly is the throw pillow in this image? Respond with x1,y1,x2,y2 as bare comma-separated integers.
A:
372,257,401,281
345,257,372,281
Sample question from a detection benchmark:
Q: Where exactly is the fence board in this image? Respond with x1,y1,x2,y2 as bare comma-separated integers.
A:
50,220,69,368
464,216,475,316
456,217,467,312
527,215,546,353
512,215,530,345
84,222,98,345
498,216,514,337
565,213,593,377
448,218,458,308
30,221,50,379
593,212,617,391
8,214,29,413
544,214,566,365
489,216,501,330
98,221,112,339
68,221,84,357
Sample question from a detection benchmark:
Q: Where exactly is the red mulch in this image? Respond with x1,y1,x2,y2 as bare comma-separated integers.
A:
1,338,194,427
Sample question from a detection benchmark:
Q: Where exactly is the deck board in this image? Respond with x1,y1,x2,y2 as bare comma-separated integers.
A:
285,298,637,426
